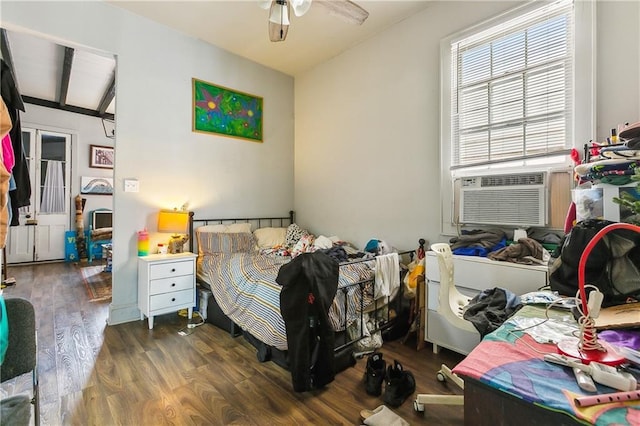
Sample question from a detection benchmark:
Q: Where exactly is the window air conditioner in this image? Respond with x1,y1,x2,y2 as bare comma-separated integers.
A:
459,172,547,227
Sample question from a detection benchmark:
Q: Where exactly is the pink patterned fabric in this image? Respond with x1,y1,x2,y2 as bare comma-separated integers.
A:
453,305,640,425
2,134,14,173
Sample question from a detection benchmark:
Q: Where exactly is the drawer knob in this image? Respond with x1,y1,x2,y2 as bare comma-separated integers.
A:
171,283,176,287
171,268,176,272
171,297,176,302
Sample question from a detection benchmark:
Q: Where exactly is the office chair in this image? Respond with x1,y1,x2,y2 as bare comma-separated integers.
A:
414,243,472,411
1,297,40,426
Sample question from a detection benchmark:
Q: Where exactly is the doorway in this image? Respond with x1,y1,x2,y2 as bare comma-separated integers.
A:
1,28,116,267
6,128,71,262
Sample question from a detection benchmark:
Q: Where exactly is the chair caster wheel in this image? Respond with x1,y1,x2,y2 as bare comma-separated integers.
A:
436,371,446,382
414,400,424,412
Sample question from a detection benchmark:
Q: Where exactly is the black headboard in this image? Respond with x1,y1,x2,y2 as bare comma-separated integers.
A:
188,211,295,253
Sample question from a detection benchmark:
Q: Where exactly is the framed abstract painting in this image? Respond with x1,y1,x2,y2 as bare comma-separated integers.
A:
192,78,263,142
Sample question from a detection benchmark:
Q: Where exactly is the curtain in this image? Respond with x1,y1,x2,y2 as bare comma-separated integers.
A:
40,160,64,213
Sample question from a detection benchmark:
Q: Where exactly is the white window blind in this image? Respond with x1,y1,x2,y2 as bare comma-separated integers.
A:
450,0,574,169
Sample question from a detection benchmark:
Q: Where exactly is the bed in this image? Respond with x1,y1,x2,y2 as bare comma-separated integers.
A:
452,304,640,425
188,212,415,369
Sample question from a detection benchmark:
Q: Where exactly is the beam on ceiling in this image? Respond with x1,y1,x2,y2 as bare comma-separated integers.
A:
97,75,115,116
23,96,114,120
0,28,23,97
59,47,75,107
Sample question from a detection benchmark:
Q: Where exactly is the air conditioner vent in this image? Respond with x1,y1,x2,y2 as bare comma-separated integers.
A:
481,172,544,188
459,172,547,227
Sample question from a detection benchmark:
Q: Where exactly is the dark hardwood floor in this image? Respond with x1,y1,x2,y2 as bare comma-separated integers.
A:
1,262,465,425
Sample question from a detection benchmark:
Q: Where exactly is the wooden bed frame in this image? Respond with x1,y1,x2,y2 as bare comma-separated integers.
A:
188,211,416,369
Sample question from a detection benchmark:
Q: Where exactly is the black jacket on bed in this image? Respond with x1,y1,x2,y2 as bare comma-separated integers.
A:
276,251,339,392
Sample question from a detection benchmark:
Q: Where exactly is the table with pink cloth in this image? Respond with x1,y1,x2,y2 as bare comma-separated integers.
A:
453,305,640,425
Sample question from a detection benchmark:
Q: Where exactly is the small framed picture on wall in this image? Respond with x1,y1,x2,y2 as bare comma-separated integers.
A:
89,144,114,169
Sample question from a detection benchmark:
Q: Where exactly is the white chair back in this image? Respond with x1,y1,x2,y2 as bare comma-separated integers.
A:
430,243,476,333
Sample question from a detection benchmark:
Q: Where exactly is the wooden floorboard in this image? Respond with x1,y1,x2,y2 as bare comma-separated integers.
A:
1,261,466,425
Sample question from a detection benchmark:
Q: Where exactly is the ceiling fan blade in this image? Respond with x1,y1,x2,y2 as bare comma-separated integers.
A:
291,0,313,17
315,0,369,25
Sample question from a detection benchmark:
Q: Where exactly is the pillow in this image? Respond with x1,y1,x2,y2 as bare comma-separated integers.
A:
197,223,252,233
285,223,309,248
197,232,256,255
291,234,316,258
254,227,287,249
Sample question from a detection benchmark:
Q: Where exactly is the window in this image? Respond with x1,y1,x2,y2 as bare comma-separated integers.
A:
439,0,594,233
451,0,574,170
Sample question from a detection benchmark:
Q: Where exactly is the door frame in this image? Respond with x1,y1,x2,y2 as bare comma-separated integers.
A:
6,125,74,263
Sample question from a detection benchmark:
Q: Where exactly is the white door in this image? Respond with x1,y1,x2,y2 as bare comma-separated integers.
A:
6,129,37,263
6,128,71,263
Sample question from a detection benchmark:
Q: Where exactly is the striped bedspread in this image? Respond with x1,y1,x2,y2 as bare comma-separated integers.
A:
197,253,375,350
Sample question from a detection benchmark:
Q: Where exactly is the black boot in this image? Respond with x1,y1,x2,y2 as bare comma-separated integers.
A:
364,352,386,396
383,360,416,407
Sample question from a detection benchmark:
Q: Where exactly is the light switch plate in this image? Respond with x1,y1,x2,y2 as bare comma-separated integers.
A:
124,179,139,192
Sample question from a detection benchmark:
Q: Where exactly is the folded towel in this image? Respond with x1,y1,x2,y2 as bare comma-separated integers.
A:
375,253,399,297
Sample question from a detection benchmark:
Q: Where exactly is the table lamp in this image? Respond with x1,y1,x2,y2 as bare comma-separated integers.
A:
157,209,190,254
557,222,640,366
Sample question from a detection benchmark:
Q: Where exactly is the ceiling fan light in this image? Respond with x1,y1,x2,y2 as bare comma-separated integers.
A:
269,22,289,42
268,0,290,42
268,0,290,25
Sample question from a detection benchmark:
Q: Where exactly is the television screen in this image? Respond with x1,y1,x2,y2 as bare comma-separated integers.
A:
93,210,112,229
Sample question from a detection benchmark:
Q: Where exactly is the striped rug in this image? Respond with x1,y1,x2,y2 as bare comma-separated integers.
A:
79,264,112,302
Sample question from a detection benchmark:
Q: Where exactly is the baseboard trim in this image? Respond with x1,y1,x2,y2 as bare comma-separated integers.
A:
108,302,140,325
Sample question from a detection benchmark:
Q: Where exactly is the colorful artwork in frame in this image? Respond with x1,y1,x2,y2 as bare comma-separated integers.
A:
192,78,263,142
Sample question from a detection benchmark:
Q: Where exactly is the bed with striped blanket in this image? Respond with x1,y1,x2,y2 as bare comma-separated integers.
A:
189,212,407,355
197,252,376,350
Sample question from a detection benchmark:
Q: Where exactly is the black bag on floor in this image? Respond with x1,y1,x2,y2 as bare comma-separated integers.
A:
549,219,640,306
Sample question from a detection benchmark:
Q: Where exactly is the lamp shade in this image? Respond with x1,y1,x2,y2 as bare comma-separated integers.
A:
157,210,189,235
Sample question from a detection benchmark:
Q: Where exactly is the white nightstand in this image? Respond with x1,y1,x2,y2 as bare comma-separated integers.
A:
138,252,197,329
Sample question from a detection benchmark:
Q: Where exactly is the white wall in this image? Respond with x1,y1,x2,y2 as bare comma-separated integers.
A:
596,1,640,138
294,0,640,250
22,104,113,229
1,1,295,325
295,1,520,250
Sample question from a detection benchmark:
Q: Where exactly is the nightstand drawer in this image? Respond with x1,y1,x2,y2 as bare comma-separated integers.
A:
149,275,194,295
149,289,194,311
149,259,194,279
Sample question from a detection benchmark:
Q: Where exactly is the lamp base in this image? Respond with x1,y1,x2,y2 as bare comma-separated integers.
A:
557,337,626,366
168,235,188,254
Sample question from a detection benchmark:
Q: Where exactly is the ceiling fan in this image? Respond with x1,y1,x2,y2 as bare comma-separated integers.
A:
259,0,369,42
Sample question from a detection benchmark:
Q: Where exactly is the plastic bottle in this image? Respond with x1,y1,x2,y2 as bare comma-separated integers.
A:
137,229,149,256
611,128,619,144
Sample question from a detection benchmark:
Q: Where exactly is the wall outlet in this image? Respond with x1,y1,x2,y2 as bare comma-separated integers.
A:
124,179,139,193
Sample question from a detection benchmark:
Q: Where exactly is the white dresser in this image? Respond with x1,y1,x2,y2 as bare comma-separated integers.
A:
138,252,197,329
425,251,548,355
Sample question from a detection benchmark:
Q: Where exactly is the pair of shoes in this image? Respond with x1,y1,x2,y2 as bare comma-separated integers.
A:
364,352,386,396
383,360,416,408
